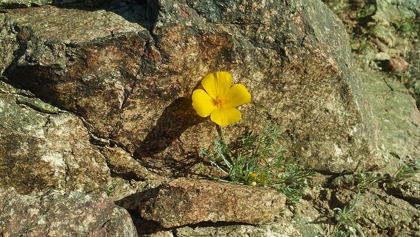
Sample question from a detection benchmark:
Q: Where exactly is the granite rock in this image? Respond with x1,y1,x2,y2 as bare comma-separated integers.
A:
0,80,111,194
0,187,138,237
2,0,379,175
139,178,286,228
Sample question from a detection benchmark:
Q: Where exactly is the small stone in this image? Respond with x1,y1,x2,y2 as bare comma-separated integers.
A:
389,56,409,73
375,52,391,61
139,178,286,228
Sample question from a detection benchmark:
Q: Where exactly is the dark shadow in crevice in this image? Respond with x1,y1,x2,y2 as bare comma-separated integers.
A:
115,187,164,235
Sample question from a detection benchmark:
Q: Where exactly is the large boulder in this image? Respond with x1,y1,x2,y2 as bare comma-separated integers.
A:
1,0,379,176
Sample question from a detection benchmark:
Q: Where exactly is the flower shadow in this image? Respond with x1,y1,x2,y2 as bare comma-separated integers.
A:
134,97,206,166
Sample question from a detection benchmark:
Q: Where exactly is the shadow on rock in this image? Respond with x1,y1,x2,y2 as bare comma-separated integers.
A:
134,97,206,161
115,186,163,235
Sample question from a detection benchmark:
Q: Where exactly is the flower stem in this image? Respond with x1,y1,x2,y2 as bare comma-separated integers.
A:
216,124,228,146
216,124,235,164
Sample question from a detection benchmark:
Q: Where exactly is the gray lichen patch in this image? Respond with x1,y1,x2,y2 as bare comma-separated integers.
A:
0,93,46,138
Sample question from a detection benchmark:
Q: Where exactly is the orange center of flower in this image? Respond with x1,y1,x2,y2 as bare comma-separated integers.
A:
213,96,229,109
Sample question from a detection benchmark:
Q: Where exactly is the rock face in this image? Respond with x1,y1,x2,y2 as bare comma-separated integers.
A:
333,189,420,235
361,71,420,164
4,0,418,236
0,80,111,195
1,0,377,176
139,178,286,228
0,187,137,237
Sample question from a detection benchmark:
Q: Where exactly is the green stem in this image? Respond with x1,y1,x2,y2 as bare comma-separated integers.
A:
216,124,235,164
216,124,227,145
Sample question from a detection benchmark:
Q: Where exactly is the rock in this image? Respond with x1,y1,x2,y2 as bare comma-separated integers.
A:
1,0,379,175
0,81,112,194
150,231,174,237
139,178,286,228
389,56,409,73
101,146,166,183
3,4,152,139
0,187,138,237
174,200,325,237
0,14,19,75
389,178,420,203
0,0,110,9
375,52,391,61
360,71,420,165
333,189,420,235
408,42,420,108
0,0,55,8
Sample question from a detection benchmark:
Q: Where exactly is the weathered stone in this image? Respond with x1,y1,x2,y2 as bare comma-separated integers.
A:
150,230,174,237
333,189,420,234
360,71,420,166
408,42,420,109
2,0,378,175
174,200,325,237
0,14,18,75
0,81,111,194
140,178,286,228
102,146,166,182
390,178,420,203
0,0,102,8
389,56,409,73
0,187,138,237
3,4,152,139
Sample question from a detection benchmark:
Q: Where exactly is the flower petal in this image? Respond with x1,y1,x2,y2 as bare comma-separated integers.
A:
210,108,242,126
192,89,216,117
202,71,232,100
225,84,251,108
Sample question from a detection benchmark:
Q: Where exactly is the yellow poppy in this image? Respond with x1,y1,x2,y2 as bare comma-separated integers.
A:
192,71,251,126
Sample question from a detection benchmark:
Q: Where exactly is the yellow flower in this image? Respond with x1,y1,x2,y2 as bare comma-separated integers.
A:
192,71,251,126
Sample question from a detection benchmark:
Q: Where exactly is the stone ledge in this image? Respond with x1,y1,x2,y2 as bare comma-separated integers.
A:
139,178,286,228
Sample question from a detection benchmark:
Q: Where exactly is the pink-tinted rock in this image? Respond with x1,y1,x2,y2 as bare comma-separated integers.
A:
140,178,286,228
0,188,138,237
389,56,409,73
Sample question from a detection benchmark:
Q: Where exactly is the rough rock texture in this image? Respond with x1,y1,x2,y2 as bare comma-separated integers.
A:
409,42,420,109
0,80,112,195
323,0,420,109
333,189,420,236
361,71,420,164
139,178,286,228
143,199,324,237
0,187,138,237
1,0,378,176
390,179,420,203
0,0,112,8
2,0,419,236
